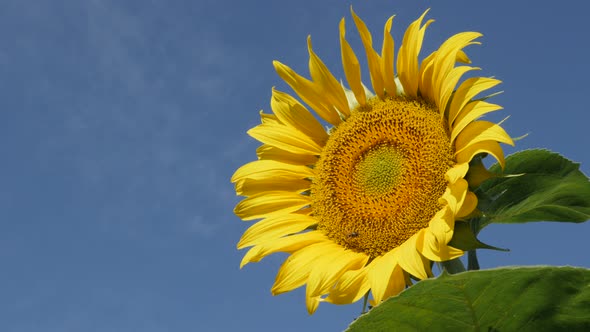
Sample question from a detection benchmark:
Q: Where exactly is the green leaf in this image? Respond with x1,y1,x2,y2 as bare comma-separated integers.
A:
476,149,590,230
347,266,590,332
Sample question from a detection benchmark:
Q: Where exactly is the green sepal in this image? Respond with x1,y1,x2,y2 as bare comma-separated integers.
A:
448,221,509,252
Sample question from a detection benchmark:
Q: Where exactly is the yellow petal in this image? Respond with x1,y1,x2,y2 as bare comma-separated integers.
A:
307,37,350,117
342,83,359,110
304,244,348,315
438,65,479,115
397,10,433,97
417,228,463,262
339,18,366,106
240,230,327,268
427,206,455,245
457,191,478,218
439,178,469,216
418,51,436,101
397,233,428,280
367,254,394,304
381,16,397,97
234,191,310,221
351,7,385,99
432,32,482,107
403,271,412,286
465,157,496,188
324,268,370,305
456,49,471,64
455,121,514,154
271,88,328,145
274,60,342,125
271,242,330,294
456,140,506,168
237,213,317,249
429,206,454,233
248,123,323,155
451,101,503,143
421,254,433,278
367,250,405,304
306,295,321,315
235,178,310,197
231,160,315,183
377,264,405,304
259,111,280,124
306,245,368,299
448,77,502,126
445,162,469,184
256,145,319,165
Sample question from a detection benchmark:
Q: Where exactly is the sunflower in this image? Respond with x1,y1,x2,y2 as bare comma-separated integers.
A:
232,8,513,314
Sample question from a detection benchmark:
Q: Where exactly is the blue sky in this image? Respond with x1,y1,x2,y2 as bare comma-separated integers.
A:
1,0,588,331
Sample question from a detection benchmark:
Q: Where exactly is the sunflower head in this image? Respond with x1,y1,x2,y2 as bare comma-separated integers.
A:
232,7,513,314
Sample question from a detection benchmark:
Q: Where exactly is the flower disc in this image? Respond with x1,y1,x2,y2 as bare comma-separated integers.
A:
312,97,455,257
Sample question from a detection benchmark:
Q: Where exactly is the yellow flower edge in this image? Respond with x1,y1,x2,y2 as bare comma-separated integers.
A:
232,8,513,314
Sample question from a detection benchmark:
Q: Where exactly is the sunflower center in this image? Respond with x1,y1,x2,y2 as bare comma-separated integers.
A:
311,97,455,257
353,145,405,196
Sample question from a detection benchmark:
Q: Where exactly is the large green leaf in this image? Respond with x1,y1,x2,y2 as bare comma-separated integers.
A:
476,149,590,230
347,266,590,332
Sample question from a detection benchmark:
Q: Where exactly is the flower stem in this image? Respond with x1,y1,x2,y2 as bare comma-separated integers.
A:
466,216,481,270
361,292,370,314
468,249,480,270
